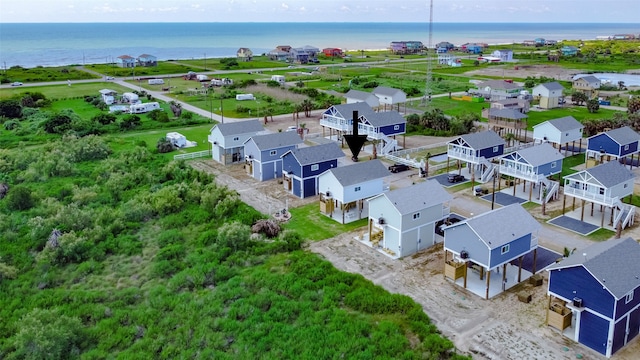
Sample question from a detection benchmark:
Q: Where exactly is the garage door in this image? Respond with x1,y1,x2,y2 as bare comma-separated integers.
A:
579,311,609,355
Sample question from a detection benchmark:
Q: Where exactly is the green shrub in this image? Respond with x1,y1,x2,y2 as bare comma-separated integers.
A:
5,185,35,211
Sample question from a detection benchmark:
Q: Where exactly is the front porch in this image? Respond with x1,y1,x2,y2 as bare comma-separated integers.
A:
319,192,370,224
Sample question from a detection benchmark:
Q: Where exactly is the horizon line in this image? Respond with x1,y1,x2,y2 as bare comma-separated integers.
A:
1,21,639,24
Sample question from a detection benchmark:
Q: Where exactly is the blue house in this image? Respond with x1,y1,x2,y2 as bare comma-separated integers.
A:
243,131,303,181
208,120,265,165
547,237,640,357
499,143,563,203
289,48,310,64
443,203,541,299
586,126,640,167
561,45,579,56
281,142,345,198
359,111,406,155
447,130,506,183
466,44,483,54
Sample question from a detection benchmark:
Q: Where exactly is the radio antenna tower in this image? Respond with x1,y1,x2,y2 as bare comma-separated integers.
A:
423,0,433,107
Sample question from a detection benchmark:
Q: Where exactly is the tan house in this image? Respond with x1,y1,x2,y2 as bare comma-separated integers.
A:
532,82,565,109
572,75,601,98
236,48,253,62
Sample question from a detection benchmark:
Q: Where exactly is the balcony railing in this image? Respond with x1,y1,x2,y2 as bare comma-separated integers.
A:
499,165,538,182
447,148,481,164
563,185,615,206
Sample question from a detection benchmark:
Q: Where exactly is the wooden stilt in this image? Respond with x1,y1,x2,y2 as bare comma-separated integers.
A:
580,199,585,221
532,248,538,274
591,202,594,217
562,194,567,215
485,269,491,300
502,263,507,291
463,262,468,288
518,256,523,282
528,181,533,202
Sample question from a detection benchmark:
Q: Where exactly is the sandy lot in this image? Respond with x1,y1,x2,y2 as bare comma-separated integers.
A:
192,119,640,360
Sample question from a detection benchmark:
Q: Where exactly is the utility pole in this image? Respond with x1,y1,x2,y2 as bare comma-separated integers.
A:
423,0,434,107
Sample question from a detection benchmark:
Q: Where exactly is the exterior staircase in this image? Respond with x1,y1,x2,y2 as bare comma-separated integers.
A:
612,197,636,229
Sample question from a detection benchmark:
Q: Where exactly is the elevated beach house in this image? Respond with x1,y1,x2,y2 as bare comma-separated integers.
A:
236,48,253,62
533,116,584,155
469,80,524,101
281,142,345,199
443,203,541,299
116,55,136,68
366,180,452,258
268,47,289,61
572,75,601,98
491,49,513,62
389,41,424,54
499,142,563,203
317,159,389,224
322,48,343,57
546,237,640,358
562,161,635,230
344,89,380,108
243,131,303,181
137,54,157,67
532,81,565,109
585,126,640,168
208,120,264,165
372,86,407,112
447,130,506,183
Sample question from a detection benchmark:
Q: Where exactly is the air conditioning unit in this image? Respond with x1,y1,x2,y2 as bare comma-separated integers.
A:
573,297,583,307
378,217,385,225
460,250,469,259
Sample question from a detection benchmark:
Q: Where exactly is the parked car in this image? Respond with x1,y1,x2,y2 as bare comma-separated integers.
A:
447,174,465,183
286,126,298,132
474,186,488,196
105,76,114,80
388,163,410,173
11,82,23,86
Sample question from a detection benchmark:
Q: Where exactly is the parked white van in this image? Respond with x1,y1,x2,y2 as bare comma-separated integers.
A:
235,94,255,101
148,79,165,85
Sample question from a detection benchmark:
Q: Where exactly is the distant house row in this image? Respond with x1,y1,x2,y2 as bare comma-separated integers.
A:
115,54,157,68
267,45,322,64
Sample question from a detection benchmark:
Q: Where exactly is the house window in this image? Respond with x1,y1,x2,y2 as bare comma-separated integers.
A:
233,137,239,141
625,144,630,151
394,125,400,130
355,186,361,192
626,292,634,304
551,162,557,168
493,146,499,153
624,183,628,188
311,164,319,171
599,188,605,195
501,244,510,254
413,212,421,220
270,150,277,156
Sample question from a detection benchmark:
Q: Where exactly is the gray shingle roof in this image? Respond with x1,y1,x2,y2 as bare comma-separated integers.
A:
247,131,302,150
330,102,376,118
455,204,541,249
372,86,405,97
512,143,563,167
457,130,506,150
477,79,523,90
545,116,583,132
489,108,528,120
585,161,634,188
547,237,640,299
382,180,452,215
575,75,600,85
287,142,345,165
362,111,406,128
537,81,565,91
344,89,375,101
214,120,264,136
327,159,389,186
604,126,640,145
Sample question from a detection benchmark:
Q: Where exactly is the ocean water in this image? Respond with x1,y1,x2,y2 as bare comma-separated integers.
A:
0,22,638,68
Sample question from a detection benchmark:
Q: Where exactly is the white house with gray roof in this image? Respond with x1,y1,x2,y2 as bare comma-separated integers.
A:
499,143,563,203
243,131,303,181
366,180,452,258
317,159,389,224
547,237,640,357
372,86,407,111
344,90,380,108
443,203,541,299
563,161,635,229
533,116,584,153
469,80,524,100
208,120,265,165
532,81,565,109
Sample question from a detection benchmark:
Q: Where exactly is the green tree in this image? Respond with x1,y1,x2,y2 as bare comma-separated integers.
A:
628,96,640,115
571,91,588,106
119,114,141,130
524,79,536,88
0,99,23,118
147,109,169,122
586,98,600,113
91,113,116,125
157,137,175,153
5,185,34,211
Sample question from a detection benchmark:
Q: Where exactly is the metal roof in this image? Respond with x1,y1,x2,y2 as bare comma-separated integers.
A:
540,116,583,132
362,111,406,128
510,143,563,167
584,161,634,188
448,204,540,249
456,130,506,150
326,159,389,186
214,120,264,136
286,142,345,165
246,131,302,150
547,237,640,299
381,180,452,215
602,126,640,145
344,89,376,101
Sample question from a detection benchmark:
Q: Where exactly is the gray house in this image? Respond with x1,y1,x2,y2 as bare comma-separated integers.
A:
372,86,407,111
532,81,565,109
443,203,541,299
208,120,264,165
243,131,303,181
367,180,452,258
532,116,584,154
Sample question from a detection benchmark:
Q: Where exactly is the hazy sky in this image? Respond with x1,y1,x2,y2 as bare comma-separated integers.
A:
1,0,639,23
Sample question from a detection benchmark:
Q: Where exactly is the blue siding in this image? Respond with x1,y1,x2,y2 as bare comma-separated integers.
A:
281,154,301,177
261,162,276,181
549,266,615,318
488,235,531,268
302,160,337,178
478,144,504,159
615,286,640,319
629,308,640,345
378,123,405,136
588,134,620,156
579,311,609,355
620,141,638,157
293,179,302,197
537,160,562,176
612,317,626,354
302,178,317,198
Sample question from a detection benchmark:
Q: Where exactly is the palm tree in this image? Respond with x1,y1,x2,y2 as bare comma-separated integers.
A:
504,133,516,147
301,99,314,117
157,137,175,153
